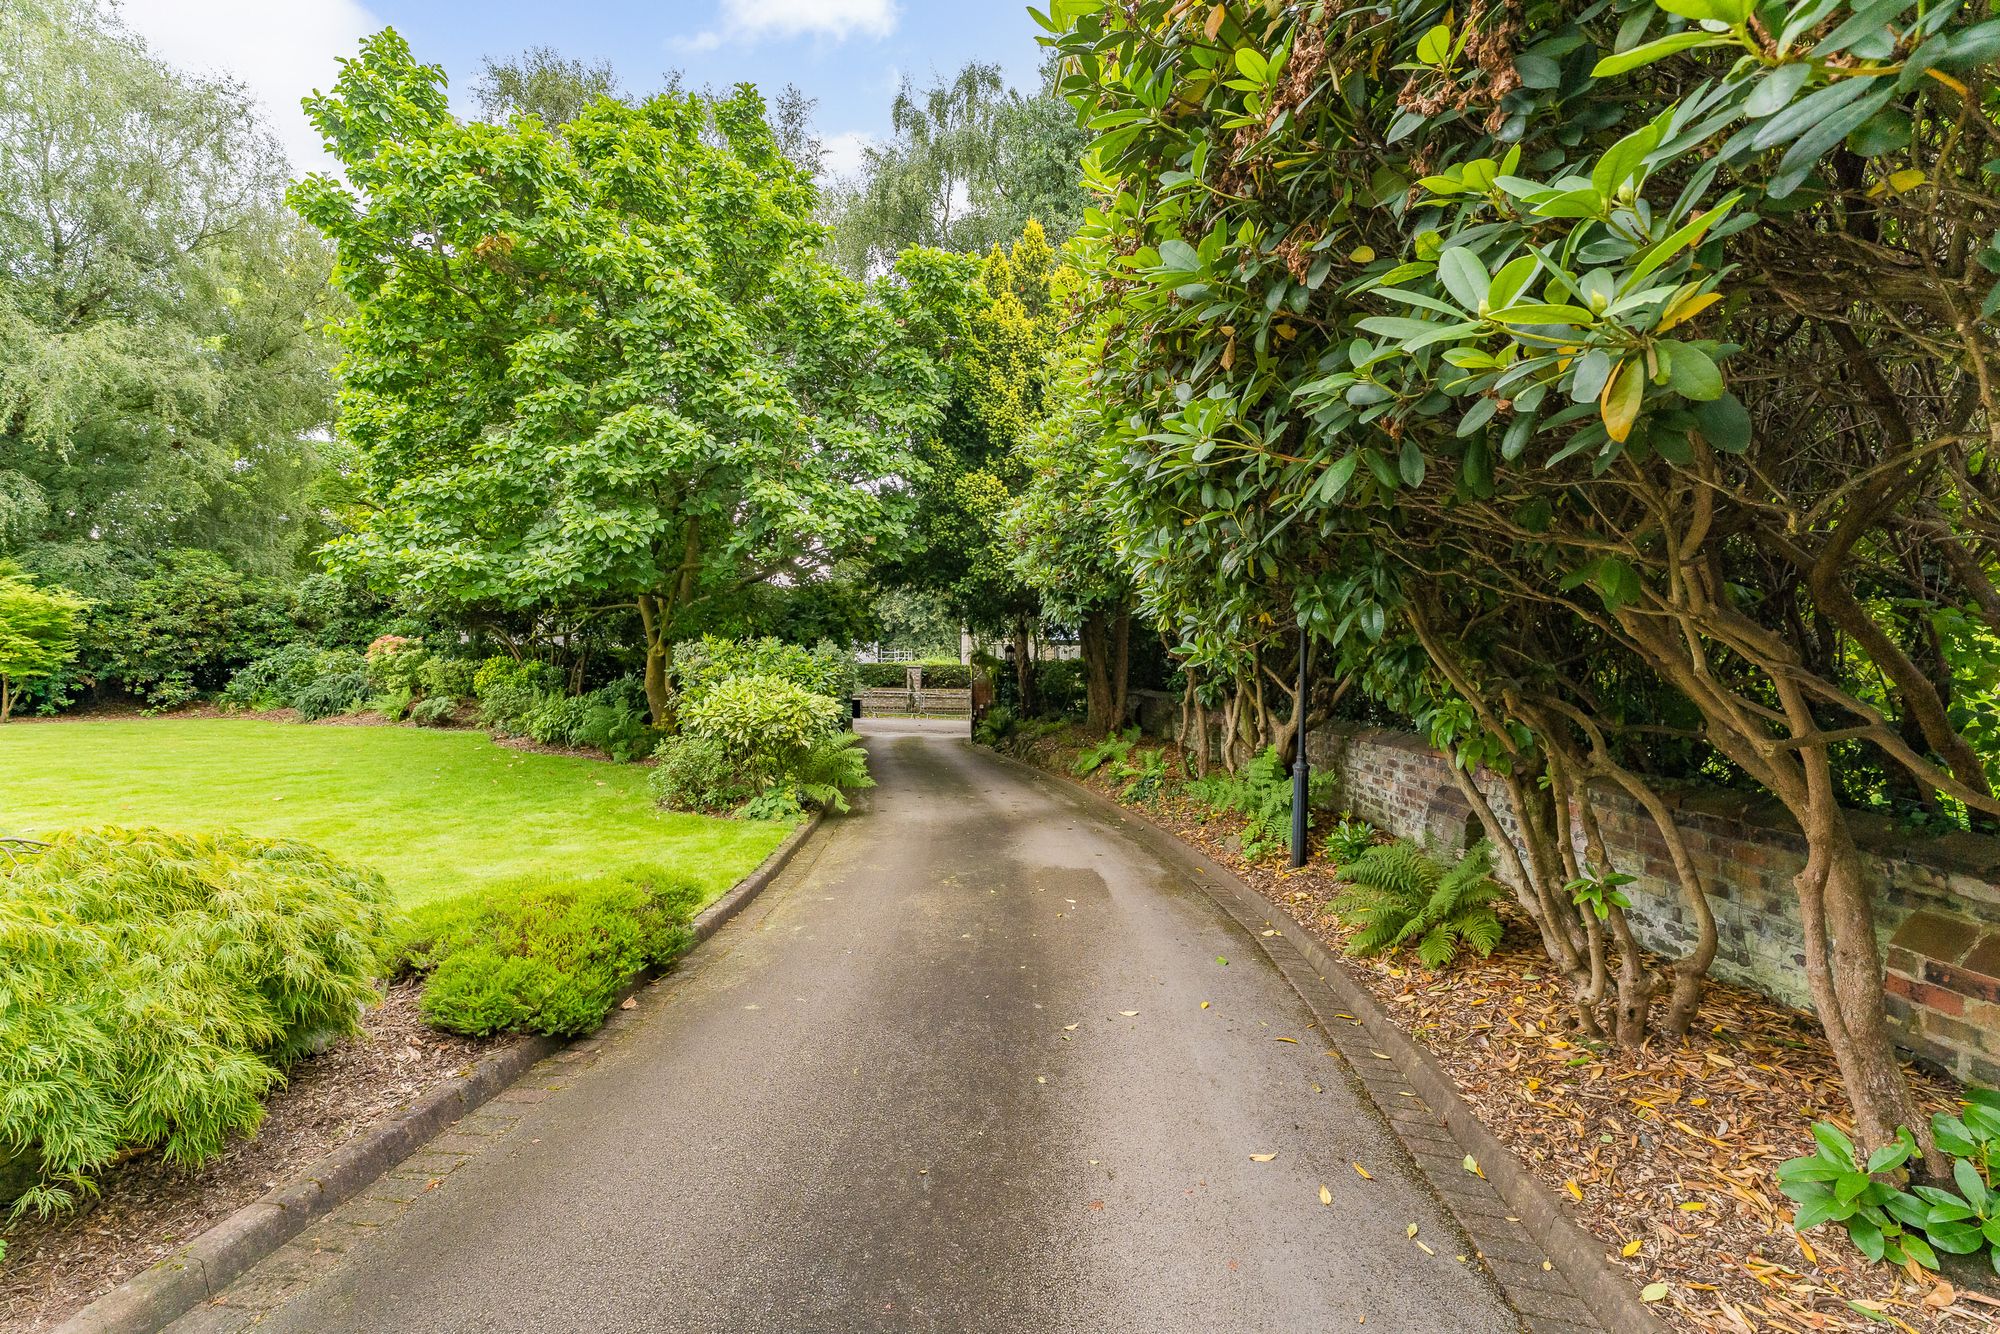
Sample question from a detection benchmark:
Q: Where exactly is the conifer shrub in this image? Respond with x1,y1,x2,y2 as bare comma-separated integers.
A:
392,877,703,1037
0,828,393,1217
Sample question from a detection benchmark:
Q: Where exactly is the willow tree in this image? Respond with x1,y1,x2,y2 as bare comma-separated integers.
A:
0,0,337,590
292,32,943,726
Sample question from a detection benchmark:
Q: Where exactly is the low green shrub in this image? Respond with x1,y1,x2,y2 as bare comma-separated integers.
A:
416,655,478,700
973,704,1018,747
856,661,972,689
472,657,558,734
293,669,371,720
682,675,843,784
409,695,458,726
391,877,701,1037
917,661,971,688
523,692,592,747
221,643,366,711
0,828,393,1216
740,788,802,821
856,661,915,689
573,679,656,761
1324,814,1377,864
1073,729,1136,776
1329,840,1505,969
364,635,428,694
649,734,752,813
1035,658,1086,717
674,636,854,705
1779,1088,2000,1278
1115,748,1169,804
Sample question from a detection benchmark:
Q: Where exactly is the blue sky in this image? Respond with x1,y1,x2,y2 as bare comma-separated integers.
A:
121,0,1049,177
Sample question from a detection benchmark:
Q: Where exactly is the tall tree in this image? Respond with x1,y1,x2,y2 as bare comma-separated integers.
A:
0,0,339,595
824,60,1089,274
292,32,944,726
472,45,621,126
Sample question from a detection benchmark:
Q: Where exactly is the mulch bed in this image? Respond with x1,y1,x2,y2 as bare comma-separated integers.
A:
1007,725,2000,1334
0,983,496,1334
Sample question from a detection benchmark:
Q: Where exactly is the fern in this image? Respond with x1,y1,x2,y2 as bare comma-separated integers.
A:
1184,746,1335,860
1330,839,1505,969
787,730,876,813
1073,728,1136,775
1116,748,1169,803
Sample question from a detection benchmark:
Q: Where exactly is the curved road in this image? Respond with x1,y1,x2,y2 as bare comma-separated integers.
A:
175,720,1530,1333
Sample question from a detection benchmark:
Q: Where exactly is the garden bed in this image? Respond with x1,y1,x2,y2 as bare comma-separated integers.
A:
0,983,497,1333
1004,725,1998,1333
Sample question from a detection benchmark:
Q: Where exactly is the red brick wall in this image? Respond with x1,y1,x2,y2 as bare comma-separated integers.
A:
1301,723,2000,1088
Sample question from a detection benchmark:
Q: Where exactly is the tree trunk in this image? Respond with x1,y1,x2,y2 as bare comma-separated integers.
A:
1081,608,1115,737
1112,604,1131,729
1012,617,1037,716
1798,792,1938,1170
0,675,12,723
637,594,672,729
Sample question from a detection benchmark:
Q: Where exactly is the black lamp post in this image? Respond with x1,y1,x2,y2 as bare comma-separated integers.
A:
1290,633,1309,869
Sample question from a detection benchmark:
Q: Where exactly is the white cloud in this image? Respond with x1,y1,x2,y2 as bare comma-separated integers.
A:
118,0,381,177
819,131,875,180
680,0,898,52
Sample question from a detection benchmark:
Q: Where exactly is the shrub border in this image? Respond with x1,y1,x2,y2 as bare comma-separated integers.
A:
52,810,825,1334
992,748,1668,1334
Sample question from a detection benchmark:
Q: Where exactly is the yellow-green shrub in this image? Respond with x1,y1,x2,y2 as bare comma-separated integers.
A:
0,828,393,1217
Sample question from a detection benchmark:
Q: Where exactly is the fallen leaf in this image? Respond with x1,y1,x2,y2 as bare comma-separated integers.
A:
1565,1179,1583,1202
619,997,637,1010
1216,956,1229,965
1640,1283,1668,1303
1622,1239,1644,1258
1275,1037,1299,1044
1923,1282,1957,1311
1415,1241,1434,1255
1250,1153,1277,1162
1406,1223,1419,1238
1353,1163,1373,1180
1678,1201,1706,1212
1087,1200,1104,1210
1118,1010,1140,1017
1319,1184,1333,1205
1201,1001,1211,1009
1461,1155,1483,1179
1036,1076,1046,1084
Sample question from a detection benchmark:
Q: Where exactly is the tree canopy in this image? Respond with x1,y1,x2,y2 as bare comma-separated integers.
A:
291,32,946,725
0,0,339,598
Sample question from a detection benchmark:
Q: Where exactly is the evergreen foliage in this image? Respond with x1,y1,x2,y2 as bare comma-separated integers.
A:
1331,841,1506,970
392,877,699,1038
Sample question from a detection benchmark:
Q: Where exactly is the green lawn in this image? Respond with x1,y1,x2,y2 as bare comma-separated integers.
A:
0,719,791,908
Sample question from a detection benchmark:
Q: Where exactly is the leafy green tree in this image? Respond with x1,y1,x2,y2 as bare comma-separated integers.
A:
0,567,86,721
1052,0,2000,1160
873,226,1064,707
473,45,621,126
1007,292,1136,736
291,32,943,726
0,0,338,586
825,59,1089,274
